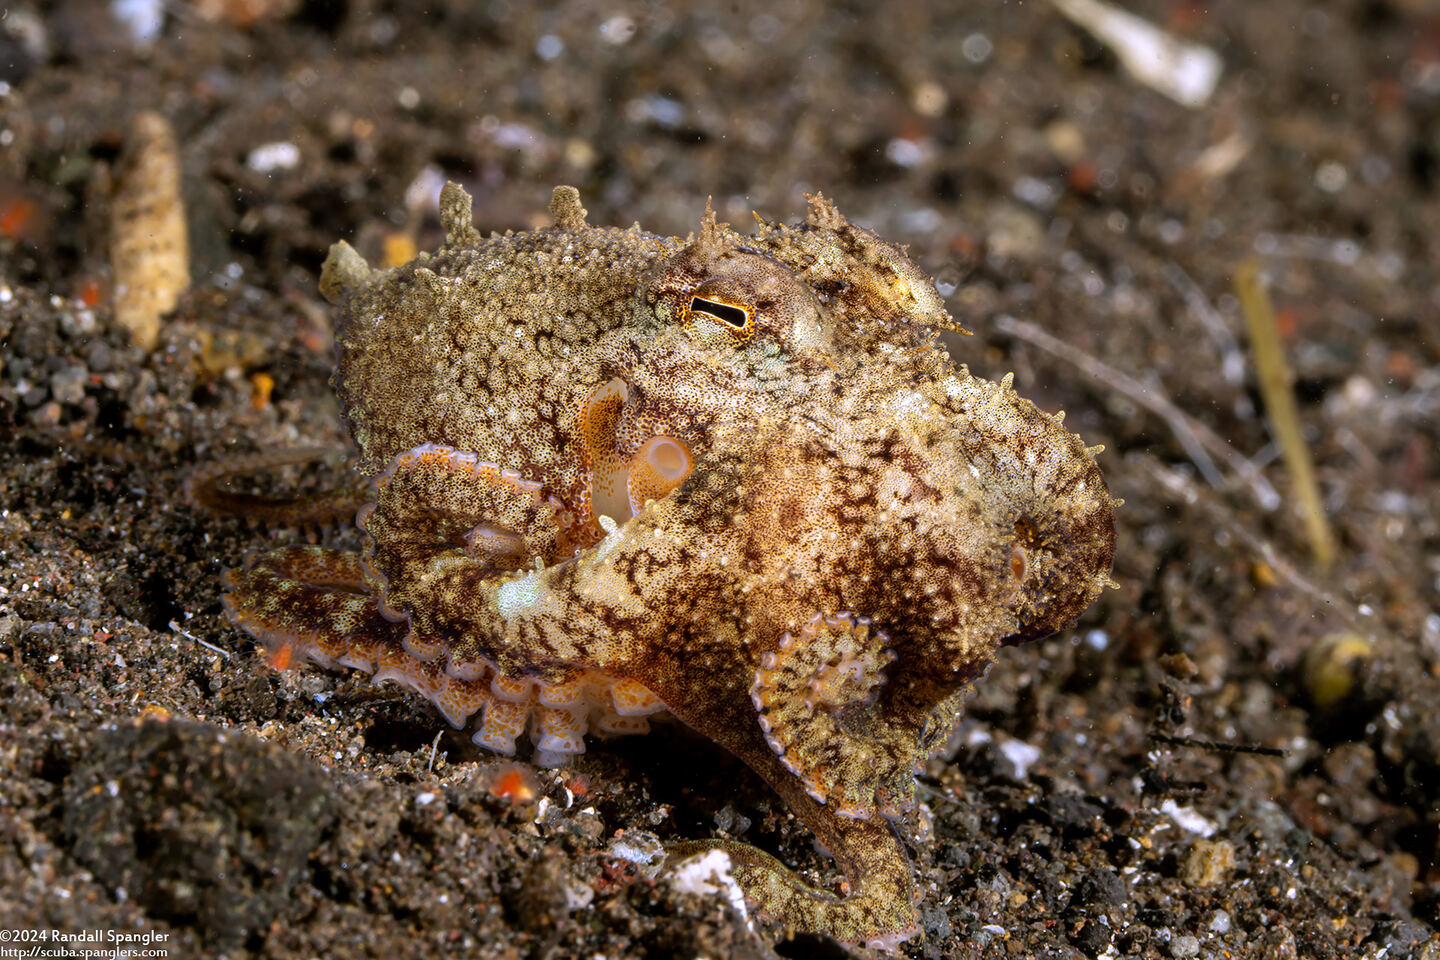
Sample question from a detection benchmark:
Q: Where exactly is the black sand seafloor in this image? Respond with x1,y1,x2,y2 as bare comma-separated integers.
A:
2,2,1439,957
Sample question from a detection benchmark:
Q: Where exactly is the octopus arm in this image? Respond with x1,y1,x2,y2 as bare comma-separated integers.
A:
381,480,932,945
359,443,572,651
667,677,924,950
221,545,407,673
188,447,369,530
668,818,920,951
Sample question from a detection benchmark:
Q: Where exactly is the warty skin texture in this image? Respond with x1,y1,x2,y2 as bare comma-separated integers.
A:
206,183,1118,949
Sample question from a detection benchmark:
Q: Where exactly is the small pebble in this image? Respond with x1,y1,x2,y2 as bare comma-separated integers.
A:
1180,838,1236,887
1302,633,1374,709
31,401,62,426
246,141,301,173
86,340,114,372
50,364,89,404
1074,868,1128,909
1169,933,1200,958
60,308,98,337
1068,914,1111,955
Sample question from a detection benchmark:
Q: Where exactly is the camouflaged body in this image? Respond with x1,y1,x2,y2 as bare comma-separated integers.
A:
211,183,1117,950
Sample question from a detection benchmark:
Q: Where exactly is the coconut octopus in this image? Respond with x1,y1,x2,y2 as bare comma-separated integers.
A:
193,183,1118,950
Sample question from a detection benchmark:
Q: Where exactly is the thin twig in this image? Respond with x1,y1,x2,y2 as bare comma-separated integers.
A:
1150,732,1287,757
1163,261,1245,385
428,730,444,772
170,619,231,660
993,314,1280,511
1234,259,1336,570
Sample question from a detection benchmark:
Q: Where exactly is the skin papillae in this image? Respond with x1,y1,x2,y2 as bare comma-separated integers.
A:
199,183,1118,950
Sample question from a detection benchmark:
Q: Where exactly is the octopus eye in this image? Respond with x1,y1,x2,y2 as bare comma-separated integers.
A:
689,296,750,329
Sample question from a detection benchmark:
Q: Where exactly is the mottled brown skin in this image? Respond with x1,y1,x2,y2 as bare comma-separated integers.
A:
209,184,1117,949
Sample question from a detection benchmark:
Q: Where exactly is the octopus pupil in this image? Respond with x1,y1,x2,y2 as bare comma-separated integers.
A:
690,296,749,328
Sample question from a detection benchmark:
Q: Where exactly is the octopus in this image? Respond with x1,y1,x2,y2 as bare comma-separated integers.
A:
193,183,1117,950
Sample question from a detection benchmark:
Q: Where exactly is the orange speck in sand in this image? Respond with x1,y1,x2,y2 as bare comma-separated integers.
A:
1274,308,1298,340
1167,2,1207,35
78,279,104,308
488,763,539,804
1067,161,1099,194
1385,349,1416,383
1370,78,1404,113
250,372,276,410
0,197,36,239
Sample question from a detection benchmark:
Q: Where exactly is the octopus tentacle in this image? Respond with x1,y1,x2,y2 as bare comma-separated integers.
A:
221,545,405,672
221,544,666,759
668,822,919,951
667,691,924,951
354,451,927,944
362,443,565,584
751,613,929,820
358,443,572,678
188,447,369,530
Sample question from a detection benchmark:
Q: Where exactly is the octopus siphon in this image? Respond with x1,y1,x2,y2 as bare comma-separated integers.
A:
193,183,1118,950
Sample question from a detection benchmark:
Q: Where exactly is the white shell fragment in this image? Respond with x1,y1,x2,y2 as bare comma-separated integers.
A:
1050,0,1223,109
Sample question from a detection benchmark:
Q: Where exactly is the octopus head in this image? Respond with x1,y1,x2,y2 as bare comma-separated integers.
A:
641,205,836,355
752,190,957,334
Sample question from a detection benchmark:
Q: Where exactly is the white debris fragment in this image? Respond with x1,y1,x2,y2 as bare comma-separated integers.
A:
1160,799,1218,837
598,15,637,45
999,737,1042,780
404,164,448,213
246,141,302,173
563,880,595,911
111,112,188,352
669,849,750,923
112,0,165,46
1050,0,1223,109
607,831,663,866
